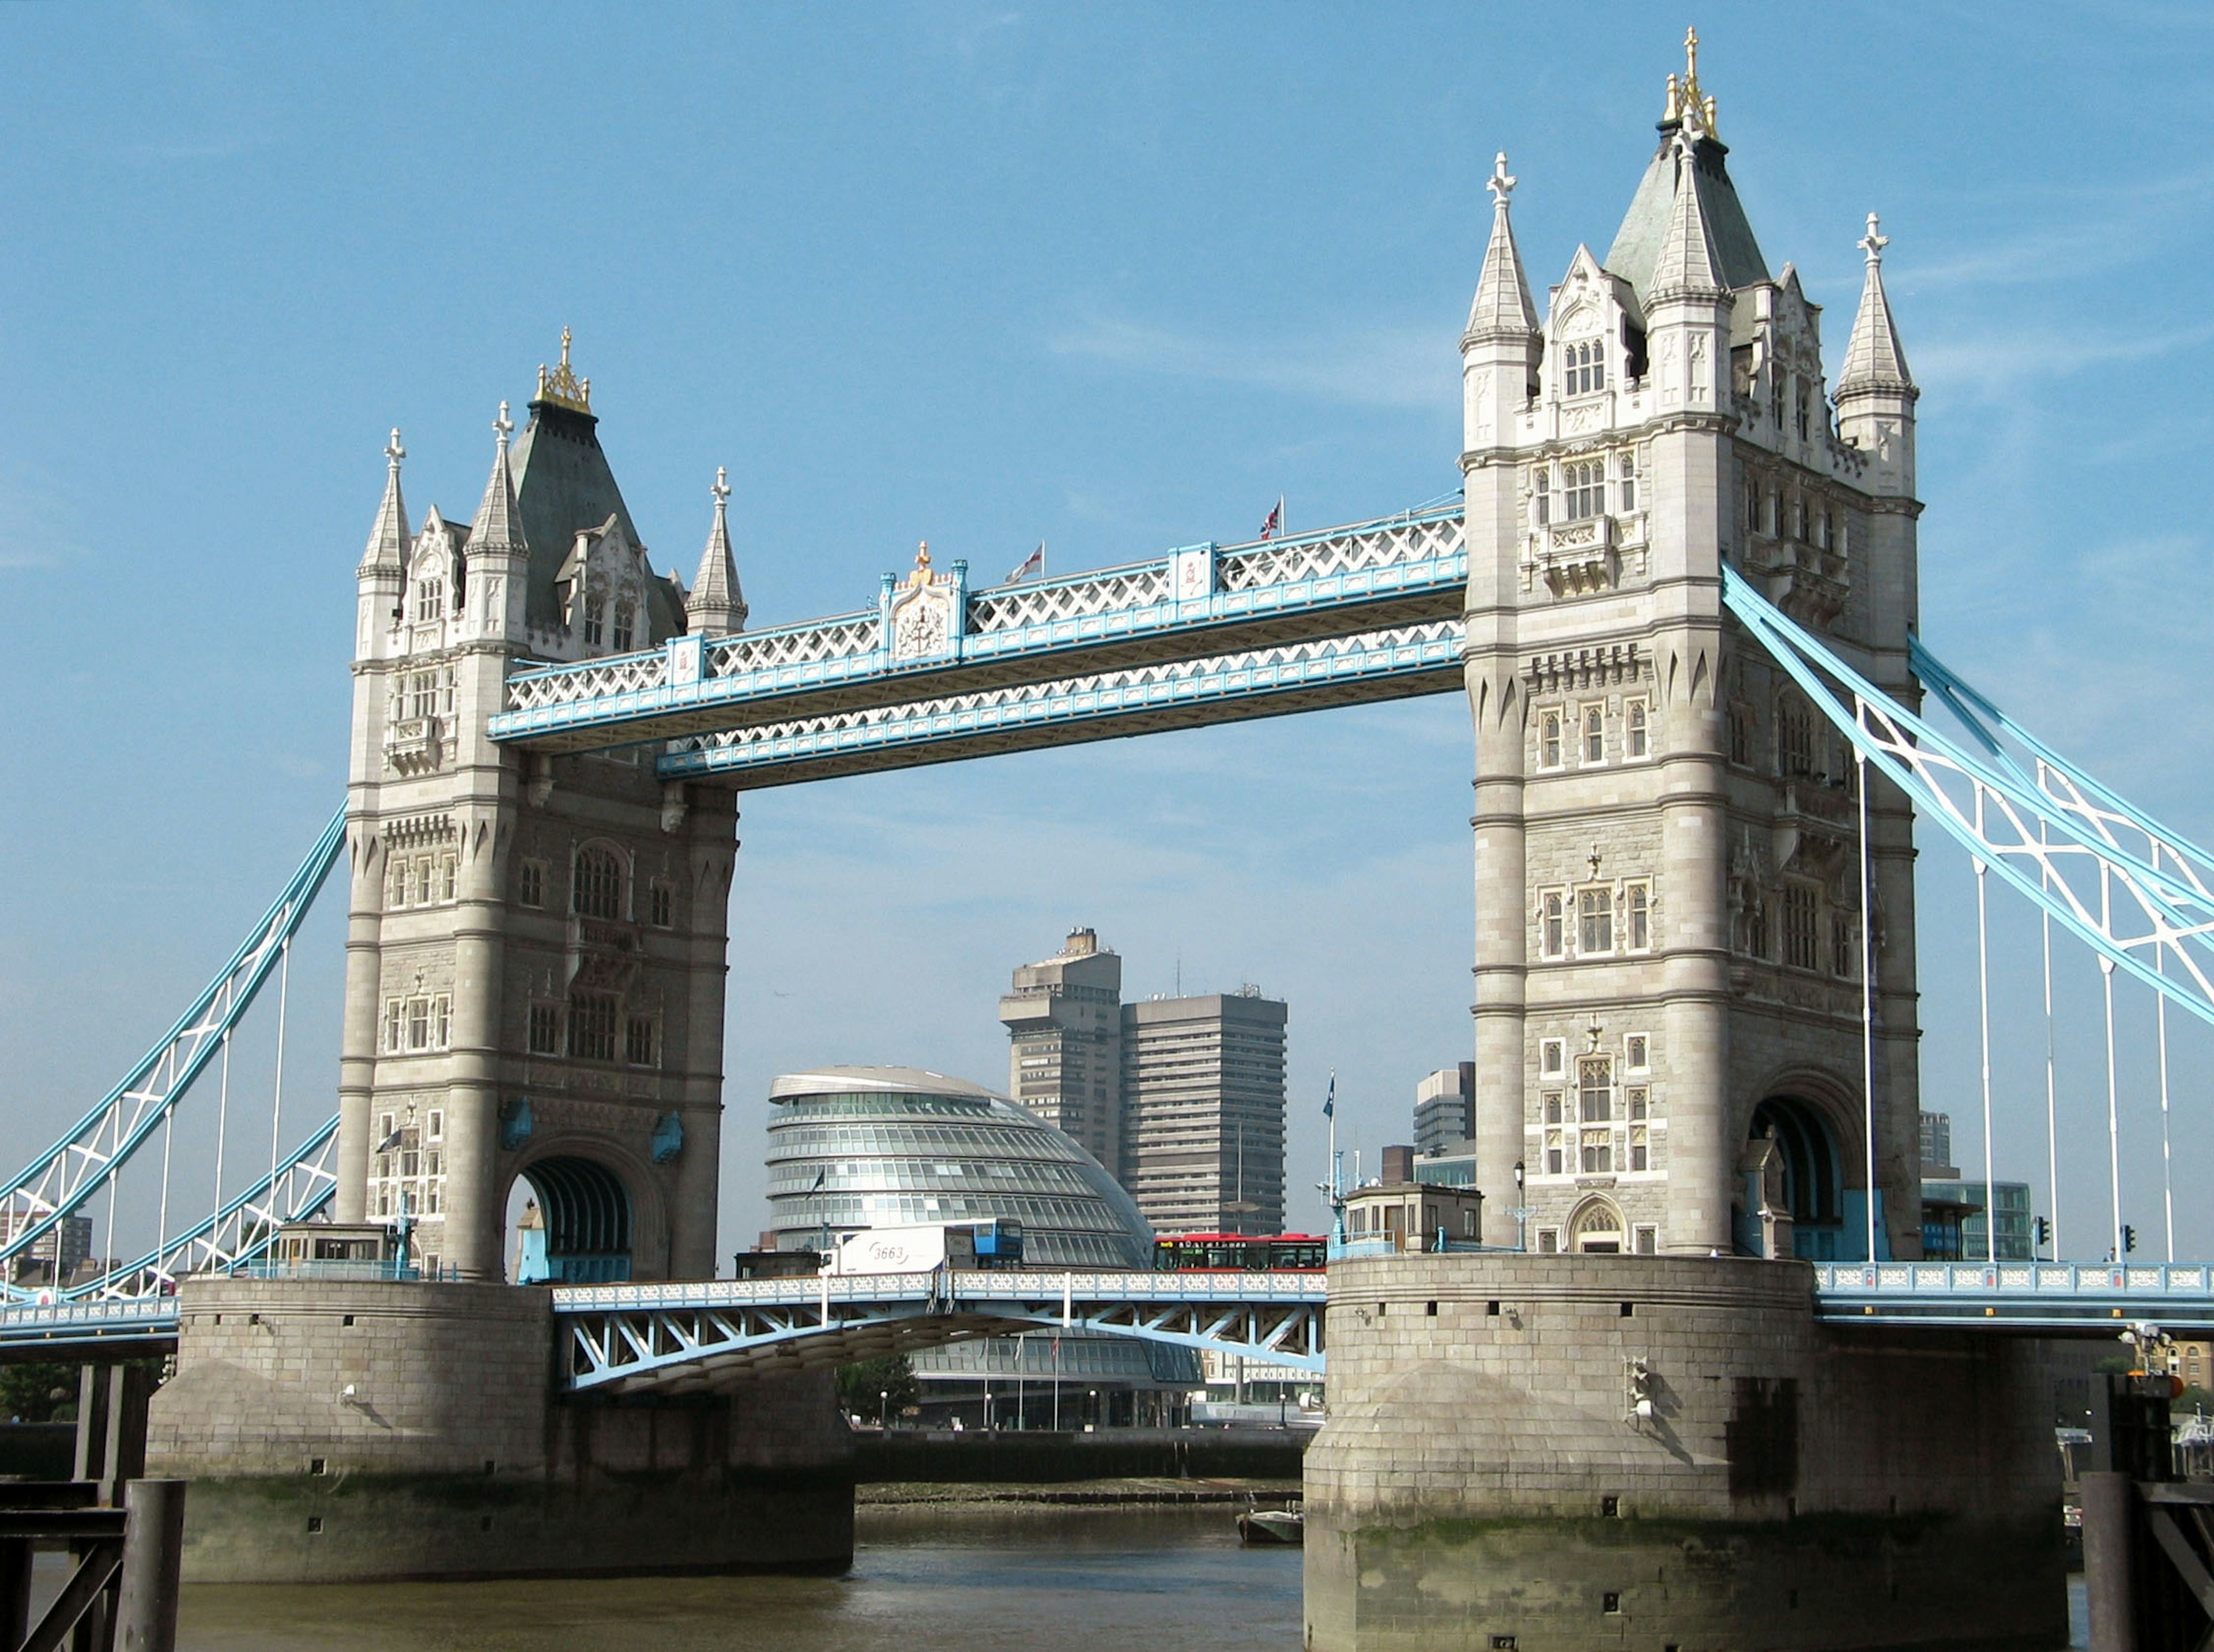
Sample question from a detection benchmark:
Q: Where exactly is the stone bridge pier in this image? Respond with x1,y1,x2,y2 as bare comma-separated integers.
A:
1303,1254,2069,1652
146,1277,852,1583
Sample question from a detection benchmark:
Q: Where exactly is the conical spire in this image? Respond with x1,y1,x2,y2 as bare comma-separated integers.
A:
358,429,409,574
469,402,526,554
1646,131,1729,303
1839,214,1915,396
685,467,748,637
1464,153,1540,341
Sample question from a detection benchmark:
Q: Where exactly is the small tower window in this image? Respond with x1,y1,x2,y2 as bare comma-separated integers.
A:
517,861,545,908
1564,460,1606,521
1531,466,1552,527
1729,703,1754,768
1578,887,1614,955
1796,386,1812,442
1625,699,1650,759
1578,1057,1614,1124
584,597,606,648
414,579,443,623
1541,893,1566,959
1780,700,1817,779
1540,711,1564,769
527,1004,562,1055
1625,882,1651,951
1783,883,1821,971
1563,340,1606,396
573,847,623,921
612,602,635,652
649,882,675,928
1618,451,1638,513
1583,706,1605,763
567,993,619,1062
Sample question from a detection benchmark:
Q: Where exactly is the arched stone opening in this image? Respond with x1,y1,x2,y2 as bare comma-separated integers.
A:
510,1155,633,1284
1567,1196,1626,1254
1740,1094,1847,1259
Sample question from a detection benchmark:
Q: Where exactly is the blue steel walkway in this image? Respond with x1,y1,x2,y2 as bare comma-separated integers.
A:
10,1263,2211,1376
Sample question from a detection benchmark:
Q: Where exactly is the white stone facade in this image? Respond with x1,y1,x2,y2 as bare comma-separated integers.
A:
336,379,742,1281
1462,77,1923,1259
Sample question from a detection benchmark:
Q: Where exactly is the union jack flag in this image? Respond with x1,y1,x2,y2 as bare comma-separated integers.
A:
1260,496,1283,539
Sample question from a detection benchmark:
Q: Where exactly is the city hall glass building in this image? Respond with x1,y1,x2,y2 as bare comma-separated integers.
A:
763,1066,1154,1270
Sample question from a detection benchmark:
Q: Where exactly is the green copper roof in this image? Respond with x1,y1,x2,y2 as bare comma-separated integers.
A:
1603,128,1768,302
509,399,644,630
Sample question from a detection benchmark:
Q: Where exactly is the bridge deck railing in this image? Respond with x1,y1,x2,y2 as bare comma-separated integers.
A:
1813,1262,2212,1297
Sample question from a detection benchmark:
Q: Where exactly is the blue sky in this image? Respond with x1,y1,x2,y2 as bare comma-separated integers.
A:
3,2,2211,1266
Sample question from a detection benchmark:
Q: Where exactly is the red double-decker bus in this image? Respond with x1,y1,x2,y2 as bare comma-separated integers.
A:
1152,1232,1327,1272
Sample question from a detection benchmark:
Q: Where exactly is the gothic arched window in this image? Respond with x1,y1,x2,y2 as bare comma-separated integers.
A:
414,578,443,623
573,846,623,921
1563,460,1605,520
612,601,635,652
1563,339,1606,396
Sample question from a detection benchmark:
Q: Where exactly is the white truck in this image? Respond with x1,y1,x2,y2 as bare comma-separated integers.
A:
827,1223,978,1276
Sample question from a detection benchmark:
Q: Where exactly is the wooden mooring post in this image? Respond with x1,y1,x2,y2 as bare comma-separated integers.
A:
2083,1370,2214,1651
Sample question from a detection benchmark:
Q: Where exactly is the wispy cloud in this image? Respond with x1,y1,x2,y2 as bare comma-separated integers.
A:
1049,312,1456,411
1912,320,2214,403
0,465,90,573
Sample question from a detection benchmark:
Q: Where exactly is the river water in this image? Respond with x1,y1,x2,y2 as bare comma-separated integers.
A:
172,1508,1304,1652
66,1506,2087,1650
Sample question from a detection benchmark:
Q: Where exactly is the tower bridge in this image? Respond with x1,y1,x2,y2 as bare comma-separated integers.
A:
2,35,2209,1645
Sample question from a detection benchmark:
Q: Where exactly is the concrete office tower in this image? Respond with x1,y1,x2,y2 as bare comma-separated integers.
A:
999,928,1127,1173
1460,58,1922,1258
1122,990,1288,1236
1413,1063,1475,1154
336,340,738,1282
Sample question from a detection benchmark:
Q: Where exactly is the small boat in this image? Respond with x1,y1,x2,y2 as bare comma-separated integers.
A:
1237,1506,1304,1546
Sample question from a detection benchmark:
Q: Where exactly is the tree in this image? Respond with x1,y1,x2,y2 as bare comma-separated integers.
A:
835,1354,917,1421
0,1362,81,1423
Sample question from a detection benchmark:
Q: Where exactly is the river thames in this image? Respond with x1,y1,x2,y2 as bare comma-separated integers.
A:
172,1509,1301,1652
148,1507,2088,1651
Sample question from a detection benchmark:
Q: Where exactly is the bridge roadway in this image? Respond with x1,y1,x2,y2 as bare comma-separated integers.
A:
9,1262,2214,1383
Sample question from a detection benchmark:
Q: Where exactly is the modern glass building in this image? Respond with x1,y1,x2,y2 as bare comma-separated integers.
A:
765,1066,1155,1270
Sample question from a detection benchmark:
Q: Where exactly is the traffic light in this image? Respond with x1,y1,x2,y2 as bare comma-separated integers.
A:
2034,1216,2051,1251
2123,1224,2138,1254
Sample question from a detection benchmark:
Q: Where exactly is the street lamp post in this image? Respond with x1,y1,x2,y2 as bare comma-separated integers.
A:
880,1389,890,1432
1512,1160,1531,1254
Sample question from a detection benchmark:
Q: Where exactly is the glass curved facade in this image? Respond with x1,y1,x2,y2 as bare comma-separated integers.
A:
766,1065,1154,1270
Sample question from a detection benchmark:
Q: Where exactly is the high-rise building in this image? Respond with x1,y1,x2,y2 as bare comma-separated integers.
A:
1414,1064,1475,1154
1122,990,1288,1236
999,933,1290,1236
998,929,1125,1174
0,1210,92,1287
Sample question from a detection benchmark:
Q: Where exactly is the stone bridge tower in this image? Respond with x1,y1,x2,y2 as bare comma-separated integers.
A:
1462,42,1924,1259
334,340,745,1282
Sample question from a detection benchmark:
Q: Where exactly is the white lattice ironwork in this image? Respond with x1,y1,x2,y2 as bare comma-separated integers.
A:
1215,510,1463,593
504,649,672,713
1724,568,2214,1027
552,1271,1326,1394
967,563,1174,633
0,806,348,1295
662,620,1463,783
706,614,880,678
488,502,1466,750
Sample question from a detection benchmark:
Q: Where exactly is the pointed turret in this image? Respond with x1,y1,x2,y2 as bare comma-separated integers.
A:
1462,153,1542,454
359,429,410,574
685,467,748,637
469,402,525,554
1465,153,1540,342
463,403,531,642
1603,29,1767,303
1836,213,1918,501
1646,130,1729,303
1838,214,1915,398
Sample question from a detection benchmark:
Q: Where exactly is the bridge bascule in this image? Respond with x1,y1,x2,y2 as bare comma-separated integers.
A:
2,77,2212,1404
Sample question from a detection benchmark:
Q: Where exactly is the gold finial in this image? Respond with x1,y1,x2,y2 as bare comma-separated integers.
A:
906,540,935,589
1675,25,1718,138
535,326,593,413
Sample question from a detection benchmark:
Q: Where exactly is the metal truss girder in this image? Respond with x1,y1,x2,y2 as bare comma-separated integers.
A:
553,1274,1330,1393
1722,569,2214,1028
656,621,1465,787
490,506,1466,754
0,806,348,1280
